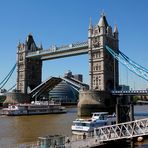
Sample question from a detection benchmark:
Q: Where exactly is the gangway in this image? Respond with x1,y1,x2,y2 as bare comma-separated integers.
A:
94,117,148,143
64,118,148,147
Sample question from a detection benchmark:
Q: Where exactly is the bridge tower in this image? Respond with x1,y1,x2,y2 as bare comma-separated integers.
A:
78,14,119,116
88,13,119,91
16,34,42,94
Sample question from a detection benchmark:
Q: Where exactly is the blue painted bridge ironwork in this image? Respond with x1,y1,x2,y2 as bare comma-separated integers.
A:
112,90,148,96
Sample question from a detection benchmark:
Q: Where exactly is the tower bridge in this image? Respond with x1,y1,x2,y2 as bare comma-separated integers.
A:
17,13,119,95
9,12,146,118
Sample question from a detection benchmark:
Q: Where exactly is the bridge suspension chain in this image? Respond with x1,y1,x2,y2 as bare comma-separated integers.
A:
0,63,16,89
105,45,148,81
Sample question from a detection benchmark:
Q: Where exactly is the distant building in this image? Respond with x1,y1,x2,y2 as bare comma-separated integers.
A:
49,71,83,103
64,70,83,82
73,74,83,82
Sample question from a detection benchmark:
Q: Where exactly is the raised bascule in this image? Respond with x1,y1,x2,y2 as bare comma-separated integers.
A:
12,13,147,118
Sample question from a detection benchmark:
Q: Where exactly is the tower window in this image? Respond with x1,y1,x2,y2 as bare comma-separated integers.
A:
99,65,101,71
99,79,101,85
98,51,101,57
96,65,98,71
93,53,95,58
93,66,95,71
94,79,95,85
96,76,98,85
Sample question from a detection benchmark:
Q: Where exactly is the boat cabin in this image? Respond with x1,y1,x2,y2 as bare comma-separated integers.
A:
91,112,109,121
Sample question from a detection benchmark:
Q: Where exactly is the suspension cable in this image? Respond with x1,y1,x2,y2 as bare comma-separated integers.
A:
0,63,16,89
105,45,148,81
119,51,148,72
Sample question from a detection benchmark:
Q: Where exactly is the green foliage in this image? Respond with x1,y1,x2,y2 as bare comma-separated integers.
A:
132,96,139,104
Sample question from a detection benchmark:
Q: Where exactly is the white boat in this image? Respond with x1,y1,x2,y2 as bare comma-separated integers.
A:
2,101,67,116
71,112,116,135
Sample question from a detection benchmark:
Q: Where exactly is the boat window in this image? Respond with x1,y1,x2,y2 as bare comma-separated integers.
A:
99,115,104,120
12,106,16,109
75,123,90,126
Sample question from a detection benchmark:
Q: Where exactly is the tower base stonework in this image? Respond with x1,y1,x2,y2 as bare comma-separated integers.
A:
3,92,30,107
77,89,115,116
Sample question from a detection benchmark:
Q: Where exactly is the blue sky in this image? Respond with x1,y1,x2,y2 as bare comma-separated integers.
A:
0,0,148,90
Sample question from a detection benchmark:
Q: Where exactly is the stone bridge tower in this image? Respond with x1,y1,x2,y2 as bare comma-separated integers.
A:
88,13,119,91
78,14,119,116
17,34,42,94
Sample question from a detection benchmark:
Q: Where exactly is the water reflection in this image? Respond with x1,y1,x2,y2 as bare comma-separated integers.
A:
0,106,77,146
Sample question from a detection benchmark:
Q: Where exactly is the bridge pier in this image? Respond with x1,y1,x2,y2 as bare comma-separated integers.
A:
116,95,134,123
77,89,116,116
3,91,30,106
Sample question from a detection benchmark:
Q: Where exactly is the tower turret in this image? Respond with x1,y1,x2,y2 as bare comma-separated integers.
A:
88,17,93,37
113,24,119,39
88,17,93,89
88,17,93,48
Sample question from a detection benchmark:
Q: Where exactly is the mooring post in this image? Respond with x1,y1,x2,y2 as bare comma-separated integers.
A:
116,96,119,124
129,96,135,148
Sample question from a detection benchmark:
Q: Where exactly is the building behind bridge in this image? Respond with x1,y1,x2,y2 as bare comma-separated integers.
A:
49,70,83,104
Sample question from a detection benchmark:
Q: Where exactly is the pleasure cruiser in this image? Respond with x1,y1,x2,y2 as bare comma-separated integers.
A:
71,112,116,135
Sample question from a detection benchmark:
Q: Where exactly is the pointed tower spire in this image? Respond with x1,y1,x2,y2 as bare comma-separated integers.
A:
89,17,93,30
88,17,93,38
114,24,118,33
18,40,21,48
98,11,108,27
114,24,119,39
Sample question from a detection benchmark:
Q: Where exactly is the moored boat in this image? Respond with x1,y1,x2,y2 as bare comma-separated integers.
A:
2,101,67,116
71,112,116,135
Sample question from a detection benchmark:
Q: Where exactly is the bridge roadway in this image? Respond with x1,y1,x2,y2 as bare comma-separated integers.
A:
26,41,88,60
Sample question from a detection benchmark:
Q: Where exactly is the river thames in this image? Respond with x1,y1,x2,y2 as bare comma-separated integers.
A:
0,105,148,148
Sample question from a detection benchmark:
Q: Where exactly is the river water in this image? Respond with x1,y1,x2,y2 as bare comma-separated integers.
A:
0,105,148,148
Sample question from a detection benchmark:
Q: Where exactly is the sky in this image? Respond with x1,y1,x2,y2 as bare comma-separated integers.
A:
0,0,148,90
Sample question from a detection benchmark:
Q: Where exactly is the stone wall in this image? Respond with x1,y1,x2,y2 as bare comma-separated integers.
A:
3,92,30,106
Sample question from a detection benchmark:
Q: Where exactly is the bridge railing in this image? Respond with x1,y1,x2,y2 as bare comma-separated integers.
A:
112,90,148,95
94,117,148,142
